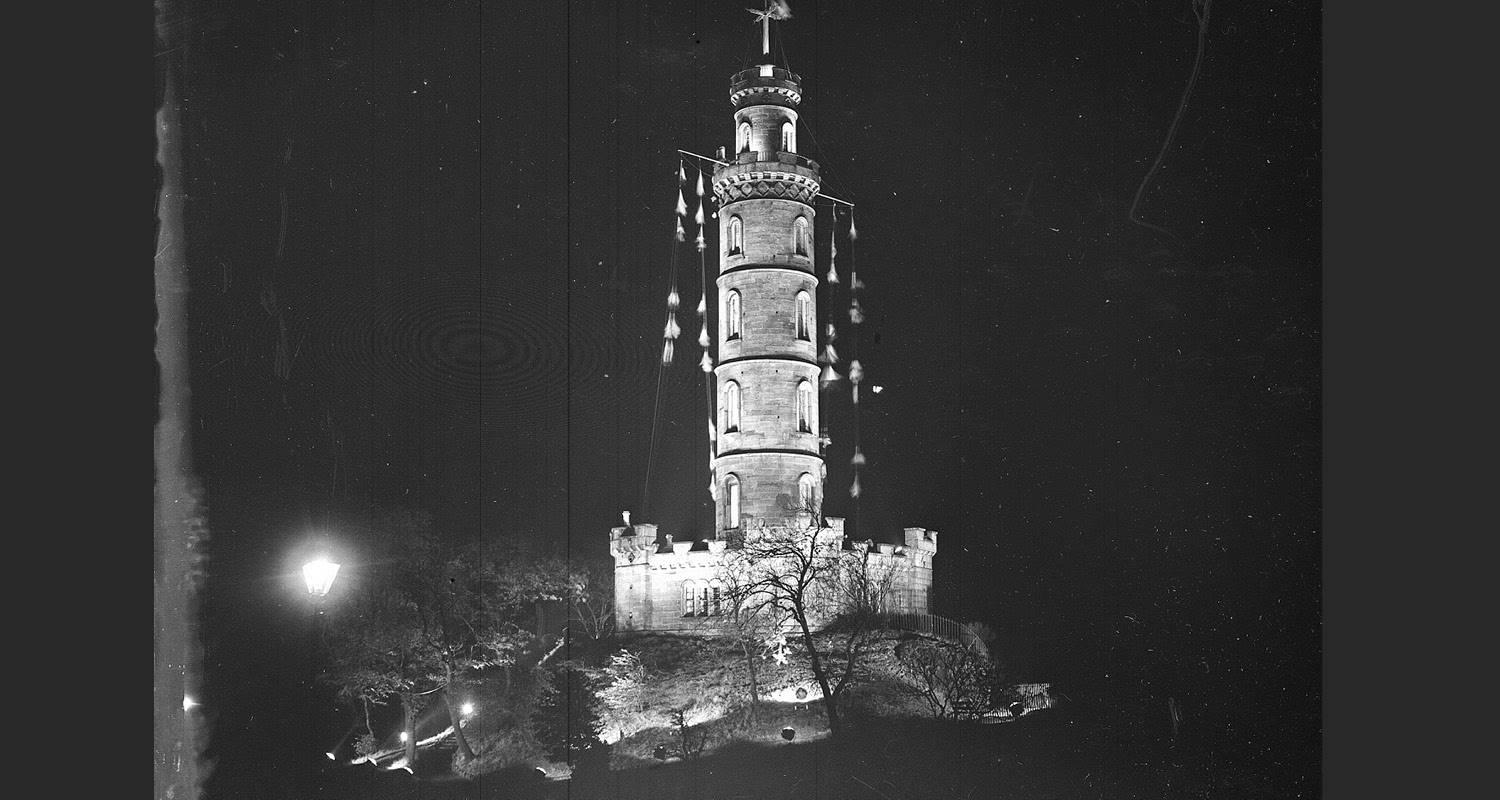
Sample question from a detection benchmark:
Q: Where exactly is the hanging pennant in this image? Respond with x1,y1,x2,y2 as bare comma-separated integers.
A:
699,323,710,348
708,420,717,442
820,364,840,384
675,218,685,242
695,200,706,251
676,189,688,218
826,216,839,284
667,289,680,310
849,298,864,324
848,210,857,241
696,294,707,315
851,448,866,467
700,352,714,372
820,343,838,365
678,161,686,185
695,168,705,197
664,317,680,339
662,339,675,365
850,474,862,498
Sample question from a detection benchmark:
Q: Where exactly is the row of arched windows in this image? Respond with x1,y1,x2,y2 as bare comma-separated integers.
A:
735,120,796,154
720,379,815,433
726,215,810,258
721,471,818,528
683,579,725,617
722,288,812,342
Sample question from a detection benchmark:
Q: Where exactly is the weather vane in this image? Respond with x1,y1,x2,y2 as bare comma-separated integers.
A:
747,1,792,58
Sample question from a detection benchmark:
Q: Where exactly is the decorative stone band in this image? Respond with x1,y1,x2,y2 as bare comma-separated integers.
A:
729,84,802,107
713,170,821,205
716,353,819,368
714,446,824,459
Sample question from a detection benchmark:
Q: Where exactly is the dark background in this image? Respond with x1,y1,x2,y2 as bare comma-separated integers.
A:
157,0,1320,796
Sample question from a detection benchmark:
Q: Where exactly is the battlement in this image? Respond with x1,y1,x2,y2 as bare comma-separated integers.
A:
904,527,939,553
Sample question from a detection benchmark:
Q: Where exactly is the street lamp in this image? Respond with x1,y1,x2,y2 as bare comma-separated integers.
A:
303,558,340,600
300,555,339,792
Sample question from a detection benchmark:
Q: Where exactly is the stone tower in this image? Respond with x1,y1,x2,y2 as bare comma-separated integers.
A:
709,55,823,534
608,10,937,634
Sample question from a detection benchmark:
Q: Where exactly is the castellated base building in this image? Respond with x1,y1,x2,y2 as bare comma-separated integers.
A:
608,35,937,635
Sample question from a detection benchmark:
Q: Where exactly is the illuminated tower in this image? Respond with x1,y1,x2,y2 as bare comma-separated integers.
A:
710,51,823,533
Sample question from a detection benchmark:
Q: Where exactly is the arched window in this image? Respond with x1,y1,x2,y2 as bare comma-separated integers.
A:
781,121,796,152
728,216,744,255
726,290,742,340
724,381,741,432
726,474,741,528
798,473,817,509
793,217,809,256
737,121,752,154
795,290,812,341
710,580,724,616
797,379,814,433
683,580,697,617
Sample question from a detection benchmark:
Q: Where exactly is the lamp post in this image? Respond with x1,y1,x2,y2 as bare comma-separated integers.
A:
301,557,339,793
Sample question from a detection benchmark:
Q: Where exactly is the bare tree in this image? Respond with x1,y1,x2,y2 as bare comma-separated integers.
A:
716,506,892,735
892,637,997,719
569,567,616,643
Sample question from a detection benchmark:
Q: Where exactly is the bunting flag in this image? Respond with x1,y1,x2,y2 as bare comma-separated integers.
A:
851,448,866,467
695,198,707,251
708,420,717,443
678,161,686,185
676,189,687,218
849,473,862,498
664,317,681,339
667,289,680,310
675,217,685,242
697,294,707,315
849,358,864,404
849,298,864,324
826,208,839,284
701,352,714,372
661,339,675,366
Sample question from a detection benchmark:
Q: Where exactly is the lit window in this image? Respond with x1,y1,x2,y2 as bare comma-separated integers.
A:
738,121,752,154
727,474,741,528
796,380,814,433
683,581,697,617
798,473,816,508
724,381,741,432
726,290,742,340
728,216,744,255
781,121,796,152
795,291,811,340
793,217,809,256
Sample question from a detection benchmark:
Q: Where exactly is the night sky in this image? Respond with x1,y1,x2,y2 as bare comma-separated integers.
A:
159,0,1320,795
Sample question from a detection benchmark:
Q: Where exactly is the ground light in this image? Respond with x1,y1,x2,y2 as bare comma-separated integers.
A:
461,702,475,716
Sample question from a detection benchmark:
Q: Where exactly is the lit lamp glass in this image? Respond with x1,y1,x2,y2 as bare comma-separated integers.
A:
303,559,340,598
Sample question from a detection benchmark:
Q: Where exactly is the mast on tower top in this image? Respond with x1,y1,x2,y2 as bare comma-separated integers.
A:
747,1,793,62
